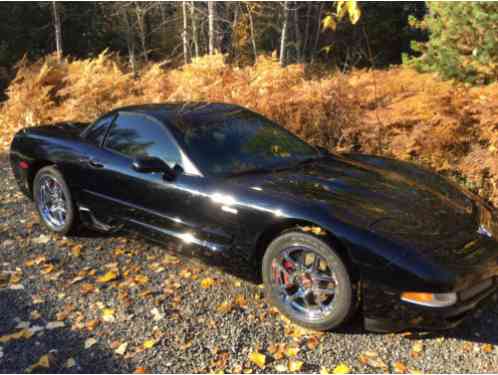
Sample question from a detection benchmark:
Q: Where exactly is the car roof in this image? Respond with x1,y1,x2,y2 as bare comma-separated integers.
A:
112,102,249,127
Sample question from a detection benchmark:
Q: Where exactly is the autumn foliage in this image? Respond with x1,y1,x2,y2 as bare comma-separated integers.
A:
1,52,498,206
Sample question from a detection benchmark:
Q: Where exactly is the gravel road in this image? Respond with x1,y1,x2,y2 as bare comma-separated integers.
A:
1,153,498,373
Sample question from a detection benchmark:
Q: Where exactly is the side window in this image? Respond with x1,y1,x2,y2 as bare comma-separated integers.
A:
104,113,182,167
85,115,113,146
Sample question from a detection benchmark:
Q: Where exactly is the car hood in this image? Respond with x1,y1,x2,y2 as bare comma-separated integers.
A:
232,154,488,263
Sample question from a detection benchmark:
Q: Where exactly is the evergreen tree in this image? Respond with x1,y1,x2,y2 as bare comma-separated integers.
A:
407,2,498,84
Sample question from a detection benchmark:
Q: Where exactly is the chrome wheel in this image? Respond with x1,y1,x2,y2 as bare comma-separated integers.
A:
36,175,67,230
271,245,338,321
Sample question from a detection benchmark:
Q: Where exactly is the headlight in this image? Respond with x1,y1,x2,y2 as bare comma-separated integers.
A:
401,291,457,307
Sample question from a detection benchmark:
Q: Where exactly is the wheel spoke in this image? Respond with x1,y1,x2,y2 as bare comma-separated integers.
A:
270,244,341,321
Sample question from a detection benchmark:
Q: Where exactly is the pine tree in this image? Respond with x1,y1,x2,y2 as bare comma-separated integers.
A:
407,2,498,84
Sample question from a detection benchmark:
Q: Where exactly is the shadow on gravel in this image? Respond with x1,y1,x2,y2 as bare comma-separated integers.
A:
0,288,132,373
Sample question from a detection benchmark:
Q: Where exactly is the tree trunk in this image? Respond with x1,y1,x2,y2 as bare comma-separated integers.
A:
302,3,312,62
52,1,63,61
279,1,289,67
123,8,137,77
311,2,324,63
182,1,189,64
135,4,148,63
294,3,302,63
190,1,199,58
208,1,215,55
246,3,257,63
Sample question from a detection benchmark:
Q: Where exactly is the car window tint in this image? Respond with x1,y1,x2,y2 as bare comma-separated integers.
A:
105,113,182,167
173,110,317,176
85,115,112,146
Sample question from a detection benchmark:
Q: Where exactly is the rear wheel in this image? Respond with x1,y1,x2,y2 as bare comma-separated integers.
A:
262,231,355,331
33,166,78,235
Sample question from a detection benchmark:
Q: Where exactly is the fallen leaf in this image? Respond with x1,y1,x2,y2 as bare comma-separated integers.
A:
80,283,96,295
320,367,330,375
285,346,299,357
134,367,148,374
235,294,248,309
26,354,50,372
359,351,386,369
85,319,99,331
200,277,215,288
65,358,76,368
101,308,115,322
179,340,192,351
32,234,50,245
249,351,266,369
84,337,97,349
30,310,41,320
46,321,65,330
143,339,156,349
394,361,408,373
41,263,55,274
115,342,128,355
217,300,233,313
410,342,424,358
97,271,118,283
0,329,33,343
151,307,164,321
71,244,82,257
333,363,350,374
289,360,304,372
482,343,494,353
306,336,320,350
135,275,149,285
275,363,288,372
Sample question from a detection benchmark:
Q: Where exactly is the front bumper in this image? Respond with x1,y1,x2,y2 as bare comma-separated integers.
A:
362,278,498,333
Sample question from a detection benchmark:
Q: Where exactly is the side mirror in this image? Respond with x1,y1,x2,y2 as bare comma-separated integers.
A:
132,156,173,177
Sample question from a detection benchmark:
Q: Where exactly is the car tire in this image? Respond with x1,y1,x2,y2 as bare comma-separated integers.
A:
33,166,79,235
262,231,355,331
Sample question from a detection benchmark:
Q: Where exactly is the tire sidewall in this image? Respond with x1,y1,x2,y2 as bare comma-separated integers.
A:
33,166,76,235
262,231,353,331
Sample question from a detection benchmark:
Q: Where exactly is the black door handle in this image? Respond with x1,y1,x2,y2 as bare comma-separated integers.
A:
88,159,104,168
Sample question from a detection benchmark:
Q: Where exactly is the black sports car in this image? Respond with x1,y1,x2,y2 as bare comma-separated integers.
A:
9,103,498,332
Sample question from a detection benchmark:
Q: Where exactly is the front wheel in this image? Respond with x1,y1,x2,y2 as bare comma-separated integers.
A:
262,231,355,331
33,166,79,235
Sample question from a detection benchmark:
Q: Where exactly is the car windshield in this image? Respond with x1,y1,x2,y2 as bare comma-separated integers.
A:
171,109,319,177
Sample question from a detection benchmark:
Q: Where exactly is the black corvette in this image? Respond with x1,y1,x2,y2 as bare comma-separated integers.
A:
9,102,498,332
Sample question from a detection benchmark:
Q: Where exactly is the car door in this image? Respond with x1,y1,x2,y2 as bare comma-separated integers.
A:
78,112,197,239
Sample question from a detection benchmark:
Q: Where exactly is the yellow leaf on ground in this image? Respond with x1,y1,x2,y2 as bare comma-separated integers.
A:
289,360,304,372
200,277,215,288
97,270,118,283
26,354,50,372
482,343,494,353
101,308,115,322
286,346,300,357
217,300,233,313
249,351,266,369
0,329,33,343
115,342,128,355
135,275,149,285
394,361,408,373
333,363,350,374
320,367,330,375
143,339,156,349
71,244,82,257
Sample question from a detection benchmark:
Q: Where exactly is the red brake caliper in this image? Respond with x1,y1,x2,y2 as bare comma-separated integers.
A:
282,260,294,287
